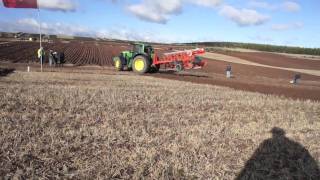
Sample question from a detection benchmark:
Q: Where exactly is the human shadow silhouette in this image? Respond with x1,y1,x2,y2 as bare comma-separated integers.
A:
236,127,320,180
0,68,15,77
157,70,209,78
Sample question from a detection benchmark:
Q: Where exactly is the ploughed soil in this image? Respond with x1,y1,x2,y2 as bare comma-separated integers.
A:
150,59,320,101
218,51,320,70
1,52,320,101
201,59,320,81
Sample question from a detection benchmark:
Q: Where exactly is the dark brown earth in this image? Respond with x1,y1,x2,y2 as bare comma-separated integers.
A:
0,41,130,65
1,61,319,101
153,72,320,101
202,59,320,81
1,40,320,101
151,59,320,101
219,51,320,70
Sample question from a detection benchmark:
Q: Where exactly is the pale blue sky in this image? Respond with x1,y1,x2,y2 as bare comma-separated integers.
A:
0,0,319,47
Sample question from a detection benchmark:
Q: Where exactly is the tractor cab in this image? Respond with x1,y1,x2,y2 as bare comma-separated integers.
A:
132,43,154,55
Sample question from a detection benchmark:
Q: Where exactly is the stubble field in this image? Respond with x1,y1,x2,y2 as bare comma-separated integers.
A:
0,71,319,179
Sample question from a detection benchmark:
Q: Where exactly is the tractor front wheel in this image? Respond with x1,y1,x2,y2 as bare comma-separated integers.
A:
132,55,150,74
114,57,123,71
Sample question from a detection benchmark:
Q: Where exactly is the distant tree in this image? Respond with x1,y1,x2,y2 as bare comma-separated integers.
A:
188,42,320,55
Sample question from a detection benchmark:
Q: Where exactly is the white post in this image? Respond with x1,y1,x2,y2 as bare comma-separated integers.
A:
37,8,43,72
227,71,231,78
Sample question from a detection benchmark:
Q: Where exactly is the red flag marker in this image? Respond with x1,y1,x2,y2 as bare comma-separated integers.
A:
3,0,38,9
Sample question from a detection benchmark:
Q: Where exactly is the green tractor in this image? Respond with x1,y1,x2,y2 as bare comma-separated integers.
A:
113,43,159,74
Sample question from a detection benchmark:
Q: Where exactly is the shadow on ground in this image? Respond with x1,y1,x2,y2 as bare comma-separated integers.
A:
0,68,15,77
236,127,320,180
156,70,209,78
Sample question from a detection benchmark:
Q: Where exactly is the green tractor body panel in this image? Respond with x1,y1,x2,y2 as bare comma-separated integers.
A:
122,51,133,59
121,51,134,68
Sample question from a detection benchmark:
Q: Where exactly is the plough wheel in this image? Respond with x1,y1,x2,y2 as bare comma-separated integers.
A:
176,63,184,72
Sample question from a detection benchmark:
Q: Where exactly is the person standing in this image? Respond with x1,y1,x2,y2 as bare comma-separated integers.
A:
48,50,54,67
37,47,45,65
60,52,65,64
54,52,60,65
226,65,232,78
290,74,301,84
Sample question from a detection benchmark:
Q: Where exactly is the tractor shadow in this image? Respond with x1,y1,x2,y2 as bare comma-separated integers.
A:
236,127,320,180
156,70,209,78
0,68,15,77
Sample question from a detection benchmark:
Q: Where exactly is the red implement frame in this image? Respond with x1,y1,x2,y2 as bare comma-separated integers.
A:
152,48,206,70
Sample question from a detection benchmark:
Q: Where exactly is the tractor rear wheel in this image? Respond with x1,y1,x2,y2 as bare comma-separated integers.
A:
114,57,123,71
132,55,150,74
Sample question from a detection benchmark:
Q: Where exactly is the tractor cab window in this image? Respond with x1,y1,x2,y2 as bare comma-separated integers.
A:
133,45,141,53
132,44,153,54
144,46,153,54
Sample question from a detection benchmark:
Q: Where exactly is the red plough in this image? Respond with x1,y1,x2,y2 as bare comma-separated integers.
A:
153,48,206,71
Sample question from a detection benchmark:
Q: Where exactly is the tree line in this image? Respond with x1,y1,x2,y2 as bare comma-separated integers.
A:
184,42,320,56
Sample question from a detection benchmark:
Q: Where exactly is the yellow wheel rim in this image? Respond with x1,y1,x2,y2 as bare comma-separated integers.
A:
134,59,145,72
115,60,120,69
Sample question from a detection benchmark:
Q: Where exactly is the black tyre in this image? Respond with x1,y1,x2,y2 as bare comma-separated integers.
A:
149,64,160,73
132,55,150,74
175,62,184,72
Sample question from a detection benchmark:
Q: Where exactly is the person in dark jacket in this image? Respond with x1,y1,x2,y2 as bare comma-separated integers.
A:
59,52,65,64
290,74,301,84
